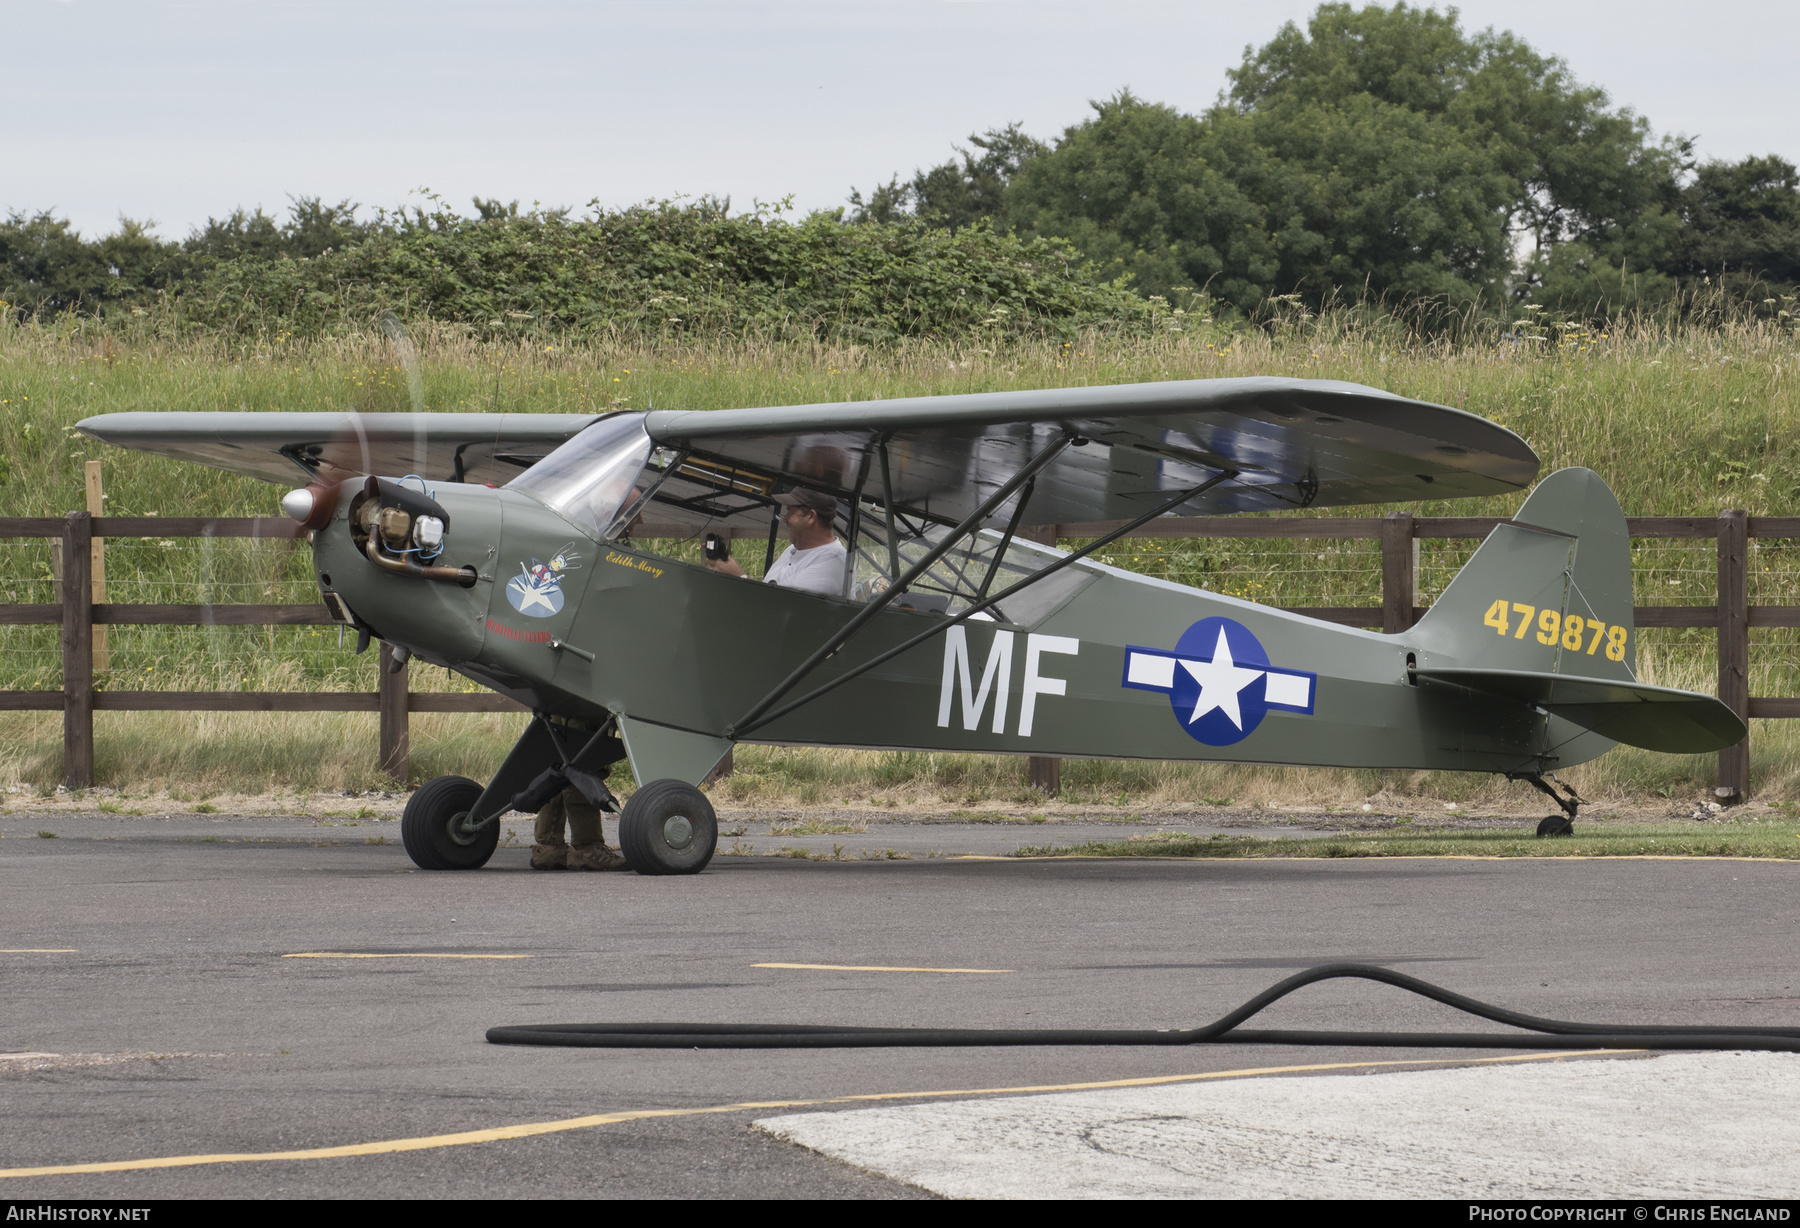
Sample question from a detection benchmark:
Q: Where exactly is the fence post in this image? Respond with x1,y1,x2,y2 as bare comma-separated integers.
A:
1716,509,1750,801
379,642,410,785
1381,512,1416,633
1018,524,1062,796
85,461,109,672
61,511,94,790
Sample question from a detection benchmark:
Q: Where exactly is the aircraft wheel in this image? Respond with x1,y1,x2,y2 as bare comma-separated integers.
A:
1536,814,1575,838
401,775,499,870
618,780,717,876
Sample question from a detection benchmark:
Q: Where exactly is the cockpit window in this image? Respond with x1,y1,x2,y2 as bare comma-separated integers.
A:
507,414,653,539
846,513,1094,625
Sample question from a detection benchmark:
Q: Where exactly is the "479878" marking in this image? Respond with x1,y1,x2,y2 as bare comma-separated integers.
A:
1482,599,1628,662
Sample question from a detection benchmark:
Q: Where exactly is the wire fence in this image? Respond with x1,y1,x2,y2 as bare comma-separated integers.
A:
0,509,1791,798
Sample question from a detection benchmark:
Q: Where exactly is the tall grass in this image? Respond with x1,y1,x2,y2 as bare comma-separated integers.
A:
1,309,1795,805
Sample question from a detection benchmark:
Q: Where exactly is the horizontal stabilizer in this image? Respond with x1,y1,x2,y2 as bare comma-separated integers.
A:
1415,668,1747,754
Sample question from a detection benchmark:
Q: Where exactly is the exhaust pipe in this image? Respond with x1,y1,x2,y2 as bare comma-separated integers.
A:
363,534,477,587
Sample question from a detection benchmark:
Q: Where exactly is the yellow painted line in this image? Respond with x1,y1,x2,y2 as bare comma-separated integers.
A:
989,854,1800,864
282,953,531,960
0,1049,1619,1180
754,962,1011,974
1365,853,1800,863
0,949,78,954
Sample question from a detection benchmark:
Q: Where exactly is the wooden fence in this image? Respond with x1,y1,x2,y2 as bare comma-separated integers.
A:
2,510,1795,799
0,513,522,789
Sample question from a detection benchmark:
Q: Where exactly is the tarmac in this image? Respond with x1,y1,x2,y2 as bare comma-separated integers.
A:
2,809,1797,1199
759,1052,1800,1199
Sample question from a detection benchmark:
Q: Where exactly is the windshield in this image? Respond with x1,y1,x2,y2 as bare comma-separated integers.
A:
507,414,653,538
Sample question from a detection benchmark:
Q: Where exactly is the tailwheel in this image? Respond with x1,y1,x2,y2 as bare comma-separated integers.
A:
1513,773,1580,840
402,775,499,870
618,779,717,876
1536,814,1575,838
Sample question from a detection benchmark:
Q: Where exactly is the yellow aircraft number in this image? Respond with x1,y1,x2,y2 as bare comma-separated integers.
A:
1482,599,1627,662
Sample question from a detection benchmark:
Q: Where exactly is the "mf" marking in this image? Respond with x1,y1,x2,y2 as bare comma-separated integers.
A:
937,626,1078,737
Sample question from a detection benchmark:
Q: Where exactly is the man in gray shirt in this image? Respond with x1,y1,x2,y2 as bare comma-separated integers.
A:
705,488,847,598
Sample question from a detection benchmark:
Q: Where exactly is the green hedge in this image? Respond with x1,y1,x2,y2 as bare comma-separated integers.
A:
171,201,1158,342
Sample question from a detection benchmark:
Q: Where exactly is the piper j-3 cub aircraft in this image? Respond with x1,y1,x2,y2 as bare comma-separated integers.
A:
79,377,1745,874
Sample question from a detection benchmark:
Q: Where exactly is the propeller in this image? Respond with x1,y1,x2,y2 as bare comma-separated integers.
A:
281,311,425,528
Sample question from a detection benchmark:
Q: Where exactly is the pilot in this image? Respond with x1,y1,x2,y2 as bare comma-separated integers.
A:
532,787,628,871
705,488,847,597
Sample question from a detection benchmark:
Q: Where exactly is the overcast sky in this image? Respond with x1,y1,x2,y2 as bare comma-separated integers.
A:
8,0,1797,239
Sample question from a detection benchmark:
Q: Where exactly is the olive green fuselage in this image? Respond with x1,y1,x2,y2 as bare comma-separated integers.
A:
314,483,1605,777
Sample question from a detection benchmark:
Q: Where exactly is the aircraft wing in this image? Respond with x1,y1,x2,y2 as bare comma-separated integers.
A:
644,376,1538,528
77,377,1537,530
73,411,596,488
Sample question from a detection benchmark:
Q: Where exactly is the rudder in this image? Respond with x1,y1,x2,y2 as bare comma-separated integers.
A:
1411,467,1634,680
1409,468,1744,755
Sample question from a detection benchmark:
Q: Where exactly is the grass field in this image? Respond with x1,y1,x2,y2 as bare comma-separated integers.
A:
1,310,1796,806
1011,820,1800,860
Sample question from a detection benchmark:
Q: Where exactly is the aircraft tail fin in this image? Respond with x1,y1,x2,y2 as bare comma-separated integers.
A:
1410,467,1744,754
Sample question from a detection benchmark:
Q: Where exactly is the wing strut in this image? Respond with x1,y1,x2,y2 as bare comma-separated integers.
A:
976,476,1035,606
839,448,874,600
727,432,1076,739
730,466,1239,739
877,440,901,580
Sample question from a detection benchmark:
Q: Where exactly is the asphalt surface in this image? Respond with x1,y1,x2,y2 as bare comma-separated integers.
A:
0,810,1347,855
759,1051,1800,1198
2,813,1798,1199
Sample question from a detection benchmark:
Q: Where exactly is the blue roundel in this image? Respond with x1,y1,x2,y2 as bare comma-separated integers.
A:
505,564,566,618
1168,617,1274,746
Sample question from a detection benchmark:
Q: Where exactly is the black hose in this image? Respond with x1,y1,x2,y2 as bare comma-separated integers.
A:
485,962,1800,1051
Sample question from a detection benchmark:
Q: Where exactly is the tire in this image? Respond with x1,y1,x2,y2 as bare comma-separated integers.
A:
618,779,717,876
402,775,499,870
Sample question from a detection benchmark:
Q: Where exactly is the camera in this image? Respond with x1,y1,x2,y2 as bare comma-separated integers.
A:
703,532,730,562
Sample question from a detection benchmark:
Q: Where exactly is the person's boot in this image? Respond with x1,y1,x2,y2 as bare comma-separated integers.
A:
563,789,626,870
532,795,569,870
566,842,629,871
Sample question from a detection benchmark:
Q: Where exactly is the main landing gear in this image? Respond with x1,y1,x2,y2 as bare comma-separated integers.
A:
400,714,720,874
401,775,500,869
1509,772,1582,838
618,780,717,876
401,771,719,875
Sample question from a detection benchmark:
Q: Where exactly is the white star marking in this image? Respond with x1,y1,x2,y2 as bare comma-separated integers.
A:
1177,628,1266,729
513,579,560,613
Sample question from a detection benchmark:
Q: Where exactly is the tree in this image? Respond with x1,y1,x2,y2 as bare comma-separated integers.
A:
184,196,374,262
0,211,184,315
283,196,375,257
0,211,110,313
846,177,910,225
1002,3,1688,314
1669,155,1800,300
472,197,522,222
0,195,379,318
1002,93,1273,302
183,207,289,262
1224,3,1685,310
849,124,1046,230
